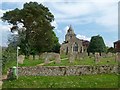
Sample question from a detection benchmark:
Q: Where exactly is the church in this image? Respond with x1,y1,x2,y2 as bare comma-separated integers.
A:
60,25,89,56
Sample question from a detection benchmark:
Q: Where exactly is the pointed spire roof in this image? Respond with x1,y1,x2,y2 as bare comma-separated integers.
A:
67,25,75,34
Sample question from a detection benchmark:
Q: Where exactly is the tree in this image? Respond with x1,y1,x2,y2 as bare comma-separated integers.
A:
2,2,59,58
107,47,115,53
87,35,106,55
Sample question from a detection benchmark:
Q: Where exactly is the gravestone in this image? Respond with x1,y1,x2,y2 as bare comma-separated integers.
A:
107,52,113,57
41,52,61,64
29,55,33,60
69,53,75,63
18,55,25,64
101,53,107,58
115,52,120,62
95,53,100,63
35,55,39,60
44,56,49,64
55,54,61,64
40,52,47,60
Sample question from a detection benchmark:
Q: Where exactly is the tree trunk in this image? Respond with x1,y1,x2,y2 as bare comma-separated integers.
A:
33,54,35,60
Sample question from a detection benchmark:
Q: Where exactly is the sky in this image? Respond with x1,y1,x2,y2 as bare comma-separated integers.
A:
0,0,119,47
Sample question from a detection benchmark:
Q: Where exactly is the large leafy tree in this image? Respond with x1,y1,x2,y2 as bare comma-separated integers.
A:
87,35,106,55
2,2,59,57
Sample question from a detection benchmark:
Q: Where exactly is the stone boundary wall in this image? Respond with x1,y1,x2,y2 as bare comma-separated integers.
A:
18,65,119,76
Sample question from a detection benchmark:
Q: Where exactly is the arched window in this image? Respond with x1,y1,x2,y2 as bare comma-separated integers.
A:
66,47,68,55
73,42,78,52
80,47,83,53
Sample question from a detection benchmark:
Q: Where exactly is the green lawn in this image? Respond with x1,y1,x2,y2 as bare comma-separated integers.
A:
2,74,119,88
18,59,44,67
60,54,68,59
3,59,44,74
45,56,118,66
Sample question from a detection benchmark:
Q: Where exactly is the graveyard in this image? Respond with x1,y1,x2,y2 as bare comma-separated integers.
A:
2,23,120,88
2,51,120,88
1,1,120,89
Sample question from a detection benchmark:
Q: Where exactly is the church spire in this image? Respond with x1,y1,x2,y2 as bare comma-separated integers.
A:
67,25,75,34
65,25,76,42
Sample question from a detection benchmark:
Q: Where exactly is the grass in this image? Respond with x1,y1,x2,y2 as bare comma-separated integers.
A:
3,59,44,74
2,74,119,88
60,54,68,59
45,56,118,66
18,59,44,67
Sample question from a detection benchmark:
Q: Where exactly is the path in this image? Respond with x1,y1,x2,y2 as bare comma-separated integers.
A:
37,58,68,66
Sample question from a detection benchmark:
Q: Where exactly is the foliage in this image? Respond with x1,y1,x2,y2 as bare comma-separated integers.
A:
87,35,106,54
2,74,119,88
107,47,116,53
2,45,16,71
1,2,60,57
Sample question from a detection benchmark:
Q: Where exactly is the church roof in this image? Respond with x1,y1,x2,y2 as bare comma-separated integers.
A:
67,25,75,34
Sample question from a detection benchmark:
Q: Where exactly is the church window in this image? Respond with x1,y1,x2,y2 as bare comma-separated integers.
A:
73,42,78,52
80,47,83,53
66,47,68,55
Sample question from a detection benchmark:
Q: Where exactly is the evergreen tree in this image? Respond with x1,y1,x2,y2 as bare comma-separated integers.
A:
87,35,106,55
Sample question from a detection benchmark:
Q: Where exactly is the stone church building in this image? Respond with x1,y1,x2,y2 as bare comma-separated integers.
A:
60,25,89,56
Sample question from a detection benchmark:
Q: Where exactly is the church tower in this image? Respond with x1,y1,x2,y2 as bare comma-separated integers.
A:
65,25,76,42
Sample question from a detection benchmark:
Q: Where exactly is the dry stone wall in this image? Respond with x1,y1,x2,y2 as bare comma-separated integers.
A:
18,65,119,76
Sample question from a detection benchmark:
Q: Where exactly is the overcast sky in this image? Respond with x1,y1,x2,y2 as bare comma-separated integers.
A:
0,0,119,47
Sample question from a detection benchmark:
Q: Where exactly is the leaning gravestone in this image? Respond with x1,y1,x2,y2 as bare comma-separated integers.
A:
18,55,25,64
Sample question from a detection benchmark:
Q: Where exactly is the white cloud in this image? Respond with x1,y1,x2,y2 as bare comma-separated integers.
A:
0,23,11,32
17,23,24,28
63,26,69,33
76,34,91,41
47,1,118,28
2,0,119,2
51,21,58,29
51,2,94,19
0,9,13,17
57,17,94,25
51,21,63,33
105,40,114,47
94,4,118,27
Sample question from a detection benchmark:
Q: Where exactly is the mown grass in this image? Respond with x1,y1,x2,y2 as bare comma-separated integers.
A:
3,59,44,74
60,54,68,59
18,59,44,67
45,56,118,66
2,74,119,88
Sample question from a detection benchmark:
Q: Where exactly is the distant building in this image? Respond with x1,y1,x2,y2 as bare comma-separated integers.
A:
114,40,120,52
60,25,89,55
